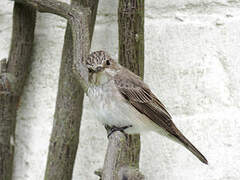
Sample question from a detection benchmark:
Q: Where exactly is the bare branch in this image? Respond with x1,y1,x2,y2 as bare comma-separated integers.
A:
0,61,15,180
15,0,90,91
80,0,99,43
15,0,71,18
102,131,128,179
10,0,98,179
102,132,144,180
69,7,90,90
42,0,99,179
0,4,36,180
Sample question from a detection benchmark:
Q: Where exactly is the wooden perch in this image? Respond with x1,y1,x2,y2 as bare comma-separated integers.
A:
102,131,144,180
101,0,145,179
0,4,36,180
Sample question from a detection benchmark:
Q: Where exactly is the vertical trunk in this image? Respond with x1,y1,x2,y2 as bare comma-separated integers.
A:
44,1,98,180
118,0,144,170
118,0,144,78
79,0,99,43
0,4,36,180
0,59,15,180
102,0,144,179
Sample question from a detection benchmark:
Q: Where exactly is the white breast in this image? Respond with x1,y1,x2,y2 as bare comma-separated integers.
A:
87,81,120,125
87,81,155,134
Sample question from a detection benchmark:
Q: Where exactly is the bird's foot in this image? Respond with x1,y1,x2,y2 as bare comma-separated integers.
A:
107,125,132,139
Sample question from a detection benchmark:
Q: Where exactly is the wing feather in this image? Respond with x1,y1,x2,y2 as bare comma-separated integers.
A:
113,68,208,164
114,68,174,133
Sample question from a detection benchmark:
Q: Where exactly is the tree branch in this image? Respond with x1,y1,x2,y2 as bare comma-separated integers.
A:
12,0,98,179
102,0,145,179
0,4,36,180
102,131,144,180
0,58,15,180
42,0,98,180
80,0,99,43
15,0,72,18
10,0,98,179
15,0,91,91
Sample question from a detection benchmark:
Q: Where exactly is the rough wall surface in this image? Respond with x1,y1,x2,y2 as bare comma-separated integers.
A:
1,0,240,180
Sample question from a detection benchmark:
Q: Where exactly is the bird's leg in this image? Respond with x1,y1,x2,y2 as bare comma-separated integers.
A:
106,125,132,139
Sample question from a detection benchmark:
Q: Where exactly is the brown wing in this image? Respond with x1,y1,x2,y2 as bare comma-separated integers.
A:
114,68,176,134
114,68,208,164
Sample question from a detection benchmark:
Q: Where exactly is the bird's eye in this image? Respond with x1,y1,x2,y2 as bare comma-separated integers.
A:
106,60,110,65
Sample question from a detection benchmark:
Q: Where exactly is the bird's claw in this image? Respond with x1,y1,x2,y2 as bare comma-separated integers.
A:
107,125,132,139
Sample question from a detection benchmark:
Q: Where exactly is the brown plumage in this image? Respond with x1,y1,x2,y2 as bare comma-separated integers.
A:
86,50,208,165
114,68,208,164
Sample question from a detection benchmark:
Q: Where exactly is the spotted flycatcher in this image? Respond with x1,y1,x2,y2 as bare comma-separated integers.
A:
86,50,208,164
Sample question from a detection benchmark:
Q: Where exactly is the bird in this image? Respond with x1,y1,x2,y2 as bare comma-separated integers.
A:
85,50,208,165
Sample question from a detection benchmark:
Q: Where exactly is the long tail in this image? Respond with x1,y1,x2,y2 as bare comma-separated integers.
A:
171,130,208,164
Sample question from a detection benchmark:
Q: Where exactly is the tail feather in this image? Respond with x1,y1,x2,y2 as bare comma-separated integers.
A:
172,131,208,165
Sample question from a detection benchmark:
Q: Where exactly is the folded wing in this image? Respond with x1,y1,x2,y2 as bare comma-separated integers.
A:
114,68,208,164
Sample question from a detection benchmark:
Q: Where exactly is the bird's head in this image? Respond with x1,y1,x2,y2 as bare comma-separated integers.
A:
86,51,120,85
86,50,117,74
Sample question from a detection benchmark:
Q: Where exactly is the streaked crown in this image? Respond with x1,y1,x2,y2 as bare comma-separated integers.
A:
86,50,112,66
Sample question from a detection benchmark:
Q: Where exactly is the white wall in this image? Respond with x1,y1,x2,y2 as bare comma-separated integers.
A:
1,0,240,179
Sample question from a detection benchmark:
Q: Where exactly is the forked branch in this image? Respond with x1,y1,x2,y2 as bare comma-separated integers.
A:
16,0,90,91
43,0,99,179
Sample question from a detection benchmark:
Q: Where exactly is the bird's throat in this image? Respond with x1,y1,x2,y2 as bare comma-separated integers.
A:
89,71,110,86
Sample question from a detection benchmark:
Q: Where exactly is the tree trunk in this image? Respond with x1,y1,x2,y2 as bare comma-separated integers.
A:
118,0,145,170
118,0,144,78
0,59,15,180
101,0,144,179
0,4,36,180
44,1,98,180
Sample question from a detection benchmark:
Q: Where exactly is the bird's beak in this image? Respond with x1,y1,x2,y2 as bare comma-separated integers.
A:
87,65,103,73
94,65,103,73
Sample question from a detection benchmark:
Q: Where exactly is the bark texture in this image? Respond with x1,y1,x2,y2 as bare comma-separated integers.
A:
102,0,145,179
0,59,15,180
79,0,99,42
0,4,36,180
9,2,97,178
118,0,144,78
44,0,98,180
6,0,97,179
0,3,36,180
102,131,144,180
15,0,93,90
